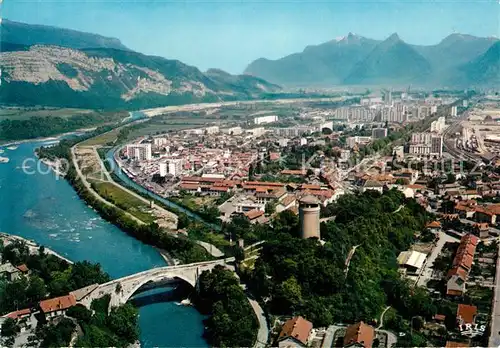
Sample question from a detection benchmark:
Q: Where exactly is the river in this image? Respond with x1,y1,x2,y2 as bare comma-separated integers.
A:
0,140,208,347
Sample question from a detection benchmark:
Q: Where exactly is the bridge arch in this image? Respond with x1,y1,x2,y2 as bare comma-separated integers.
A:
117,271,198,305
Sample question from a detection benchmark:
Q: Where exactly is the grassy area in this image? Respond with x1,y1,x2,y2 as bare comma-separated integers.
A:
175,195,216,211
80,127,123,146
91,181,156,223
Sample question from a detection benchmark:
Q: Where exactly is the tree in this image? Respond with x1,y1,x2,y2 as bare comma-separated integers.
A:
265,200,277,215
1,318,19,344
67,304,92,324
107,304,139,344
272,276,303,313
26,275,47,303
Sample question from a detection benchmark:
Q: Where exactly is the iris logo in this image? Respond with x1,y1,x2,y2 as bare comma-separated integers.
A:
459,323,486,338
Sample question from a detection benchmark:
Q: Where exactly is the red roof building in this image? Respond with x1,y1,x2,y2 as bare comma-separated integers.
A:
278,316,313,346
457,304,477,325
343,321,375,348
39,294,76,316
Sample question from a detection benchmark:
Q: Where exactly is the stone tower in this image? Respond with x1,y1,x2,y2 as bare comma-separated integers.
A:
299,195,321,239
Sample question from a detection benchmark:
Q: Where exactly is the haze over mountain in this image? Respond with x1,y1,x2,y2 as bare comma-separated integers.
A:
244,32,499,88
0,20,281,109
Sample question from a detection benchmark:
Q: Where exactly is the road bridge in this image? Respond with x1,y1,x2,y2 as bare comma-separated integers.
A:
77,257,235,308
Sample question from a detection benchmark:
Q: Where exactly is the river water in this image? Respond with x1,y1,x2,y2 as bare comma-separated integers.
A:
0,141,207,347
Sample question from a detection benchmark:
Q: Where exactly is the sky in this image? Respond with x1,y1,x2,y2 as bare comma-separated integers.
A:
2,0,499,74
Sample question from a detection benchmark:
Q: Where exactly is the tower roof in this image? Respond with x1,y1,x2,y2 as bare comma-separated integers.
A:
299,195,320,205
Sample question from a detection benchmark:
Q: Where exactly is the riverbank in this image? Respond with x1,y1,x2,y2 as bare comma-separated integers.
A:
0,232,73,264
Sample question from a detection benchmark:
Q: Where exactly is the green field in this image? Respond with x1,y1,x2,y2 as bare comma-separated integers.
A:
80,127,123,146
91,181,156,223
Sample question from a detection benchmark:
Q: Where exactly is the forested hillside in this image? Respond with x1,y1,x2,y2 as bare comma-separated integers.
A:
239,190,436,338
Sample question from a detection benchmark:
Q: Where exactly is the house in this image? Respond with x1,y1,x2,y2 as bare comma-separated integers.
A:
16,264,29,275
397,250,427,275
362,180,384,194
278,316,313,348
39,294,76,319
280,169,307,177
244,209,268,224
343,321,375,348
3,308,31,321
456,304,477,326
474,204,500,224
446,234,479,296
234,196,265,213
445,342,469,348
455,200,477,219
473,223,490,238
0,263,21,281
2,308,33,331
276,195,297,213
426,221,441,232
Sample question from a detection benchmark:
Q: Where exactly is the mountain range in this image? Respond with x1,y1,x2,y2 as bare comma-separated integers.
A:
244,32,500,88
0,20,281,110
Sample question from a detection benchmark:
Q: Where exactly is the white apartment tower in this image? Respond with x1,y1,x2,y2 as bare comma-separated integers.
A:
126,144,152,161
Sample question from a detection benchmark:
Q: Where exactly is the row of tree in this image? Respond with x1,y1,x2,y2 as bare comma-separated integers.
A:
0,111,126,141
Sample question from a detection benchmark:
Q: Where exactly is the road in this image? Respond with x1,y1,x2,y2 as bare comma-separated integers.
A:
321,325,344,348
416,231,459,287
195,240,224,257
489,242,500,348
248,298,269,348
71,146,146,226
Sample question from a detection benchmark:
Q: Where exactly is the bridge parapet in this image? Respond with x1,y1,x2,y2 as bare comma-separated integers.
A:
77,258,235,309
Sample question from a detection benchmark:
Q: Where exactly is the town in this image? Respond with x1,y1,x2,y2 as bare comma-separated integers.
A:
3,91,500,348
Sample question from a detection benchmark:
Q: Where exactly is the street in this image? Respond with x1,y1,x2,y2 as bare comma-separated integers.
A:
489,242,500,347
417,231,459,287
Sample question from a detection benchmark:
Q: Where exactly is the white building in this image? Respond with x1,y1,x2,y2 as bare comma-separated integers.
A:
314,121,334,132
223,126,243,135
274,127,311,138
248,127,266,137
254,115,278,125
451,106,458,117
397,250,427,275
126,144,152,161
159,158,183,177
153,137,168,147
408,133,443,157
411,132,433,144
278,138,290,147
205,126,219,135
431,116,446,134
346,136,371,148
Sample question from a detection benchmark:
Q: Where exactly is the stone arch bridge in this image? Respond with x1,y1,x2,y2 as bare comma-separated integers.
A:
77,257,235,309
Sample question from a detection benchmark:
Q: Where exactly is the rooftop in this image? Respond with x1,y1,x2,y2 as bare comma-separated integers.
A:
343,321,375,348
278,316,313,345
457,304,477,324
299,195,320,205
39,294,76,313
